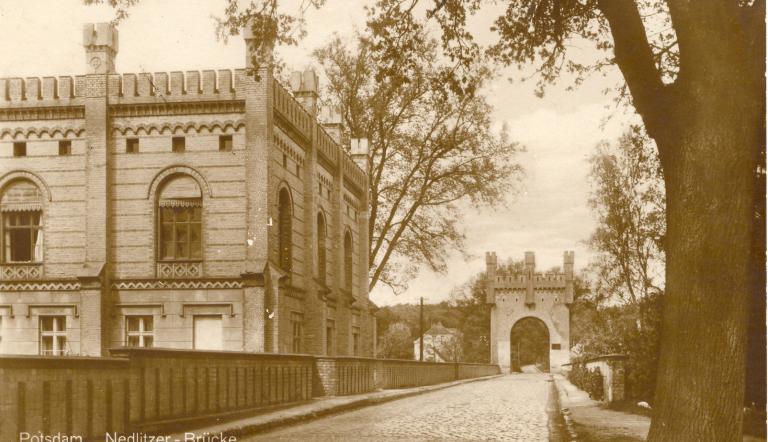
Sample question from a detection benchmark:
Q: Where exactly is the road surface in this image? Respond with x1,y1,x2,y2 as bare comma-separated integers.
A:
244,373,561,441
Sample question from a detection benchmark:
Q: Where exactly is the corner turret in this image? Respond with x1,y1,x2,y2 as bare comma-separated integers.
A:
83,23,118,74
563,251,575,304
350,138,369,171
485,251,497,304
290,69,319,115
524,251,535,306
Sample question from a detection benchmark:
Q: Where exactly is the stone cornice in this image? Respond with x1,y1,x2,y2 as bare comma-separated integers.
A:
109,100,244,118
274,112,310,149
0,106,85,122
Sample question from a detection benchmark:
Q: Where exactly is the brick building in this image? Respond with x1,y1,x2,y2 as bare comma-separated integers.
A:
0,23,375,357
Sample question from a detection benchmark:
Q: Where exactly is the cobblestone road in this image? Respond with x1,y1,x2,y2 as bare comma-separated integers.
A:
244,373,555,441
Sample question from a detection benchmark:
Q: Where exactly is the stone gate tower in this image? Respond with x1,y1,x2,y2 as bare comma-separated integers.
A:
486,251,574,372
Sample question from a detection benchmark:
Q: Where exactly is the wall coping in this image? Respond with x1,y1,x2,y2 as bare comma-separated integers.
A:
563,354,628,367
0,350,500,368
109,347,316,361
585,354,627,363
0,355,129,369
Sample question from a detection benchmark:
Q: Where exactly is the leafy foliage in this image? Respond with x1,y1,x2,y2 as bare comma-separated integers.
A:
571,291,663,403
568,362,604,401
378,322,414,359
314,29,520,292
587,125,665,307
573,127,664,403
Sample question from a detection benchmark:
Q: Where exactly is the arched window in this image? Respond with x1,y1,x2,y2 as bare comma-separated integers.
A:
278,187,293,272
157,175,202,261
344,230,353,292
1,180,43,263
316,211,327,285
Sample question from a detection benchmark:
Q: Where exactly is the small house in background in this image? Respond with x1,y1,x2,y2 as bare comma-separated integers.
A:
414,322,463,362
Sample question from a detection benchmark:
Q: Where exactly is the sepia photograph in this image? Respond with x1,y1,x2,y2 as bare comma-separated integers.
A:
0,1,764,441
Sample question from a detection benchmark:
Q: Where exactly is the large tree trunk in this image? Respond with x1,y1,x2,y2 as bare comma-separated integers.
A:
596,2,764,439
646,56,763,442
648,118,758,441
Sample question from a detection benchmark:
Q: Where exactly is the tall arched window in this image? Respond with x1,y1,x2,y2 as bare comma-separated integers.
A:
344,230,353,292
1,180,43,263
316,211,327,285
157,175,202,261
278,187,293,272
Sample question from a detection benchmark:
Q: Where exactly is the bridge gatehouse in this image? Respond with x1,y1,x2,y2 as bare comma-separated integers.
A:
485,251,573,372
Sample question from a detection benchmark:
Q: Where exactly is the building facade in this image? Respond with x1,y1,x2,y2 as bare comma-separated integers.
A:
0,23,375,357
413,322,463,362
485,251,573,372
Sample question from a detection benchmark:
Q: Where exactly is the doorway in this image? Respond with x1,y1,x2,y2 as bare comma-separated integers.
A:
510,317,550,373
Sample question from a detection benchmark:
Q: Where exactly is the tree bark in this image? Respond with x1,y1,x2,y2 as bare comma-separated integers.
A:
596,1,764,439
645,58,762,442
648,107,758,441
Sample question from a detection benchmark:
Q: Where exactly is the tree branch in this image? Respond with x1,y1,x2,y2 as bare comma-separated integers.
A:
596,0,669,143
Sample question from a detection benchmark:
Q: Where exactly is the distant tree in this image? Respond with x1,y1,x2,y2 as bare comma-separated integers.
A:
587,125,665,315
314,33,520,293
450,275,491,363
378,322,414,360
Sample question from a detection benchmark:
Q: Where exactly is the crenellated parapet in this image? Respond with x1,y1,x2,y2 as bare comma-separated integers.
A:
0,76,82,108
485,251,575,304
273,80,313,139
107,70,239,103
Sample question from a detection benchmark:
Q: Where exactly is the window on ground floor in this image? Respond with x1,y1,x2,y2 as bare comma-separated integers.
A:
352,326,360,356
126,315,154,347
40,316,66,355
326,319,335,356
290,311,303,353
193,315,223,350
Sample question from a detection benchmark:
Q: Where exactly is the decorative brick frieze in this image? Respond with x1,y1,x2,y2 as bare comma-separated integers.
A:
0,280,80,291
112,119,244,137
156,261,202,279
0,106,84,121
0,125,85,140
111,278,243,290
109,100,244,118
0,265,43,280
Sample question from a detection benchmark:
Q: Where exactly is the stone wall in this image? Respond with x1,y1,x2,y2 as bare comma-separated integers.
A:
0,355,130,441
313,356,501,396
585,354,627,403
0,350,500,438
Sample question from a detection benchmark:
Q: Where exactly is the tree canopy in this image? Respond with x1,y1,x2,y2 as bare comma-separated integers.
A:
314,31,520,292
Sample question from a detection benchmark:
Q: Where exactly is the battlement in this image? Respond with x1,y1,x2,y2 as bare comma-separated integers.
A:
0,76,81,105
0,70,242,106
485,251,576,292
107,70,239,102
494,273,568,289
83,23,118,52
273,79,367,193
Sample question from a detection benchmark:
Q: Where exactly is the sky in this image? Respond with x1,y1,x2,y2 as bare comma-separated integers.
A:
0,0,635,306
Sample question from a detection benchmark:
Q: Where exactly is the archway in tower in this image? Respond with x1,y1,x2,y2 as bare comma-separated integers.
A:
510,317,550,373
